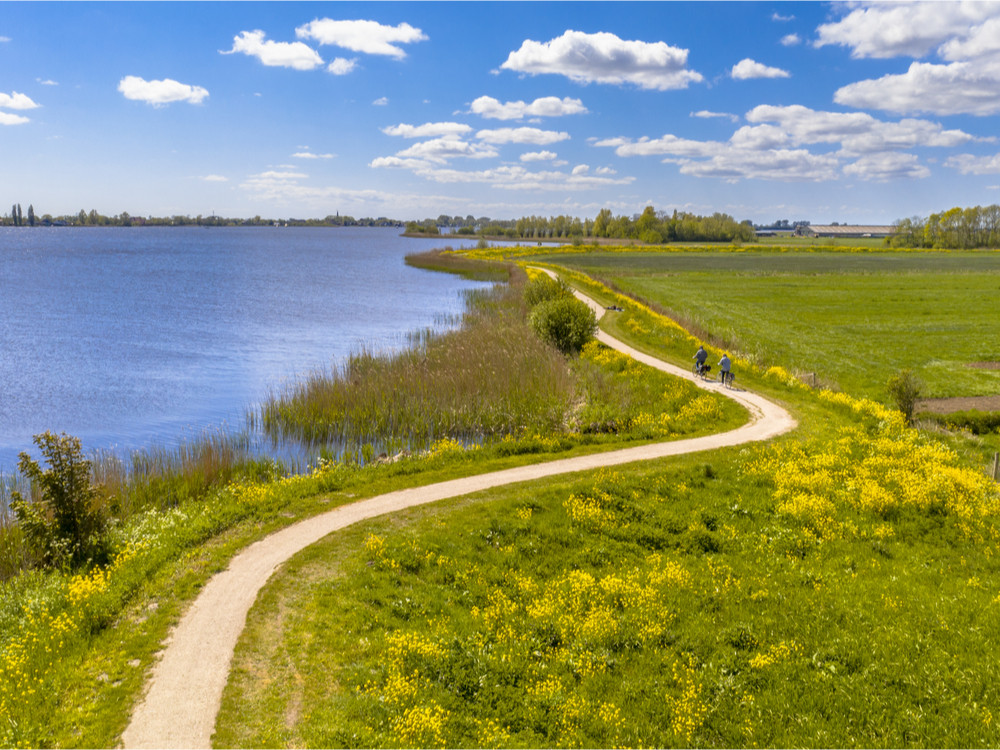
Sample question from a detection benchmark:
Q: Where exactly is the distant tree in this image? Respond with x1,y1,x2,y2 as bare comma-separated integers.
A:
78,209,87,226
27,204,35,226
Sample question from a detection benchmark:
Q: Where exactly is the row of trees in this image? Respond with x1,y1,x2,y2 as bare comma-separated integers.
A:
461,206,756,244
2,208,404,228
888,204,1000,249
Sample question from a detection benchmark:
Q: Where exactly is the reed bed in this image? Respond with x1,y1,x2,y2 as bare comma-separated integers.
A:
259,268,576,453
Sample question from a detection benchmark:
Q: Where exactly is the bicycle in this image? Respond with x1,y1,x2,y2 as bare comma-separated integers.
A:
720,370,735,388
693,361,711,379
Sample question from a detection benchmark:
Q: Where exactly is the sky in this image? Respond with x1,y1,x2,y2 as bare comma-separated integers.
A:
4,1,1000,225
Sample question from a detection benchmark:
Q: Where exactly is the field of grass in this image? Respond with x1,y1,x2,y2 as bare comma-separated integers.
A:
526,249,1000,402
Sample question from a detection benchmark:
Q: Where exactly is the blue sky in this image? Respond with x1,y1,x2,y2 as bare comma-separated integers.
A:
4,1,1000,224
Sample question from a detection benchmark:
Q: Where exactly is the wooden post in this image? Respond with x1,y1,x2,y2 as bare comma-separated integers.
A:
993,452,1000,482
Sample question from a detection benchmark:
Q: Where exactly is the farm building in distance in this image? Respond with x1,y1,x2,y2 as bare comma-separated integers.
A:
797,224,896,238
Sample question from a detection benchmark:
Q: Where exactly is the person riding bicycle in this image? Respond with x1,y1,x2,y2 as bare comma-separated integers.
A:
693,345,709,376
719,353,733,386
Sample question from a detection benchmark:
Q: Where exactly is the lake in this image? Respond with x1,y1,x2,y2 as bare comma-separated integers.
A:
0,226,491,473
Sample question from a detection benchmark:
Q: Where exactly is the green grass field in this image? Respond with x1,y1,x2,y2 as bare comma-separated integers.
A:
530,250,1000,401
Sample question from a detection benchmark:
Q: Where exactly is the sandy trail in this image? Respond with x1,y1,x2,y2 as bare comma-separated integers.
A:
121,283,797,749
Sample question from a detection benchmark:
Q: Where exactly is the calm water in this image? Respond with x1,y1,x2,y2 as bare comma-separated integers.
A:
0,226,490,472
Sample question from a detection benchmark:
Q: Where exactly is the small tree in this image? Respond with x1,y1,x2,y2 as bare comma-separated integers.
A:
10,432,108,569
524,274,571,307
886,369,922,424
529,296,598,355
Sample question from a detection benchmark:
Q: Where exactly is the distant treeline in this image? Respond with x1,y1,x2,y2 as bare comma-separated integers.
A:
1,207,403,228
889,204,1000,249
408,206,756,244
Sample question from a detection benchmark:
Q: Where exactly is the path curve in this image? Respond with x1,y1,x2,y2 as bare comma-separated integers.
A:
121,283,797,749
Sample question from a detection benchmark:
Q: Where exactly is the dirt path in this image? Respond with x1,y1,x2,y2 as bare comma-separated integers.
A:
121,285,797,749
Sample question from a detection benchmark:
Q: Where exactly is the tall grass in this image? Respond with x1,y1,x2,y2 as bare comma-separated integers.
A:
258,265,576,453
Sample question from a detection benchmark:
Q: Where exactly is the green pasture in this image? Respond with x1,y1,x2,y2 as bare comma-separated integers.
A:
529,249,1000,401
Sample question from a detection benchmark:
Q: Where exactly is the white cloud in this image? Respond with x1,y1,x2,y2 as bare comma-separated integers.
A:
772,12,794,22
0,91,39,110
295,18,426,59
731,58,791,80
382,122,472,138
327,57,357,75
469,95,587,120
0,36,10,43
843,152,930,181
475,127,570,145
815,2,1000,59
36,78,58,86
945,152,1000,174
371,160,635,191
501,29,703,91
745,104,976,153
781,33,801,47
292,152,335,159
0,111,30,126
818,2,1000,116
200,175,229,182
222,30,323,70
677,148,841,182
117,76,208,106
520,150,558,162
691,110,739,123
834,60,1000,116
395,136,498,163
373,97,389,106
572,164,589,175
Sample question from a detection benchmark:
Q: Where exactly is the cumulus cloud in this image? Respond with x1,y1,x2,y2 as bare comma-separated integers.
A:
691,110,739,123
371,159,635,191
200,175,229,182
731,58,791,80
475,127,570,145
292,151,335,159
222,30,323,70
772,12,794,22
118,75,208,106
0,111,30,126
819,2,1000,115
843,152,930,181
382,121,472,138
815,1,1000,59
781,33,801,47
595,103,974,182
834,61,1000,116
520,150,558,162
373,97,389,106
327,57,357,75
296,18,426,58
501,30,703,90
945,152,1000,174
395,136,498,163
36,78,58,86
469,95,587,120
0,91,39,110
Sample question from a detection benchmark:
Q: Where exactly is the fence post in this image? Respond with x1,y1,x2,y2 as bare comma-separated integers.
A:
993,452,1000,482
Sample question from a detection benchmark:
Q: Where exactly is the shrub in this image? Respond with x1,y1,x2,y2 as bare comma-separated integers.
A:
886,369,922,424
524,274,572,307
9,432,109,569
529,296,598,355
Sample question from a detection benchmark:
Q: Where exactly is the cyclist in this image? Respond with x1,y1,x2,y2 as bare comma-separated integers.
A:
719,353,733,386
693,345,709,376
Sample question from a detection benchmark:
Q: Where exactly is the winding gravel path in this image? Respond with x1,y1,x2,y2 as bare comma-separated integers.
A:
121,284,797,749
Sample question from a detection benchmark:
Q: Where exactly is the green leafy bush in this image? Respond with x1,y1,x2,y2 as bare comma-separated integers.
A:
524,274,572,307
921,409,1000,435
9,432,109,569
886,369,922,424
529,296,598,355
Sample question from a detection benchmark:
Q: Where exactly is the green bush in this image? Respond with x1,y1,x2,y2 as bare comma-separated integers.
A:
529,296,598,355
524,274,572,307
9,432,109,569
886,369,922,424
921,409,1000,435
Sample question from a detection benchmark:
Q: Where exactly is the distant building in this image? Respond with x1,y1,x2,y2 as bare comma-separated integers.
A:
800,224,895,238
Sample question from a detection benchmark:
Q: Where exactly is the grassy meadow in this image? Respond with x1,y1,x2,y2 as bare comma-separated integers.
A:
525,248,1000,401
4,242,1000,748
211,245,1000,748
